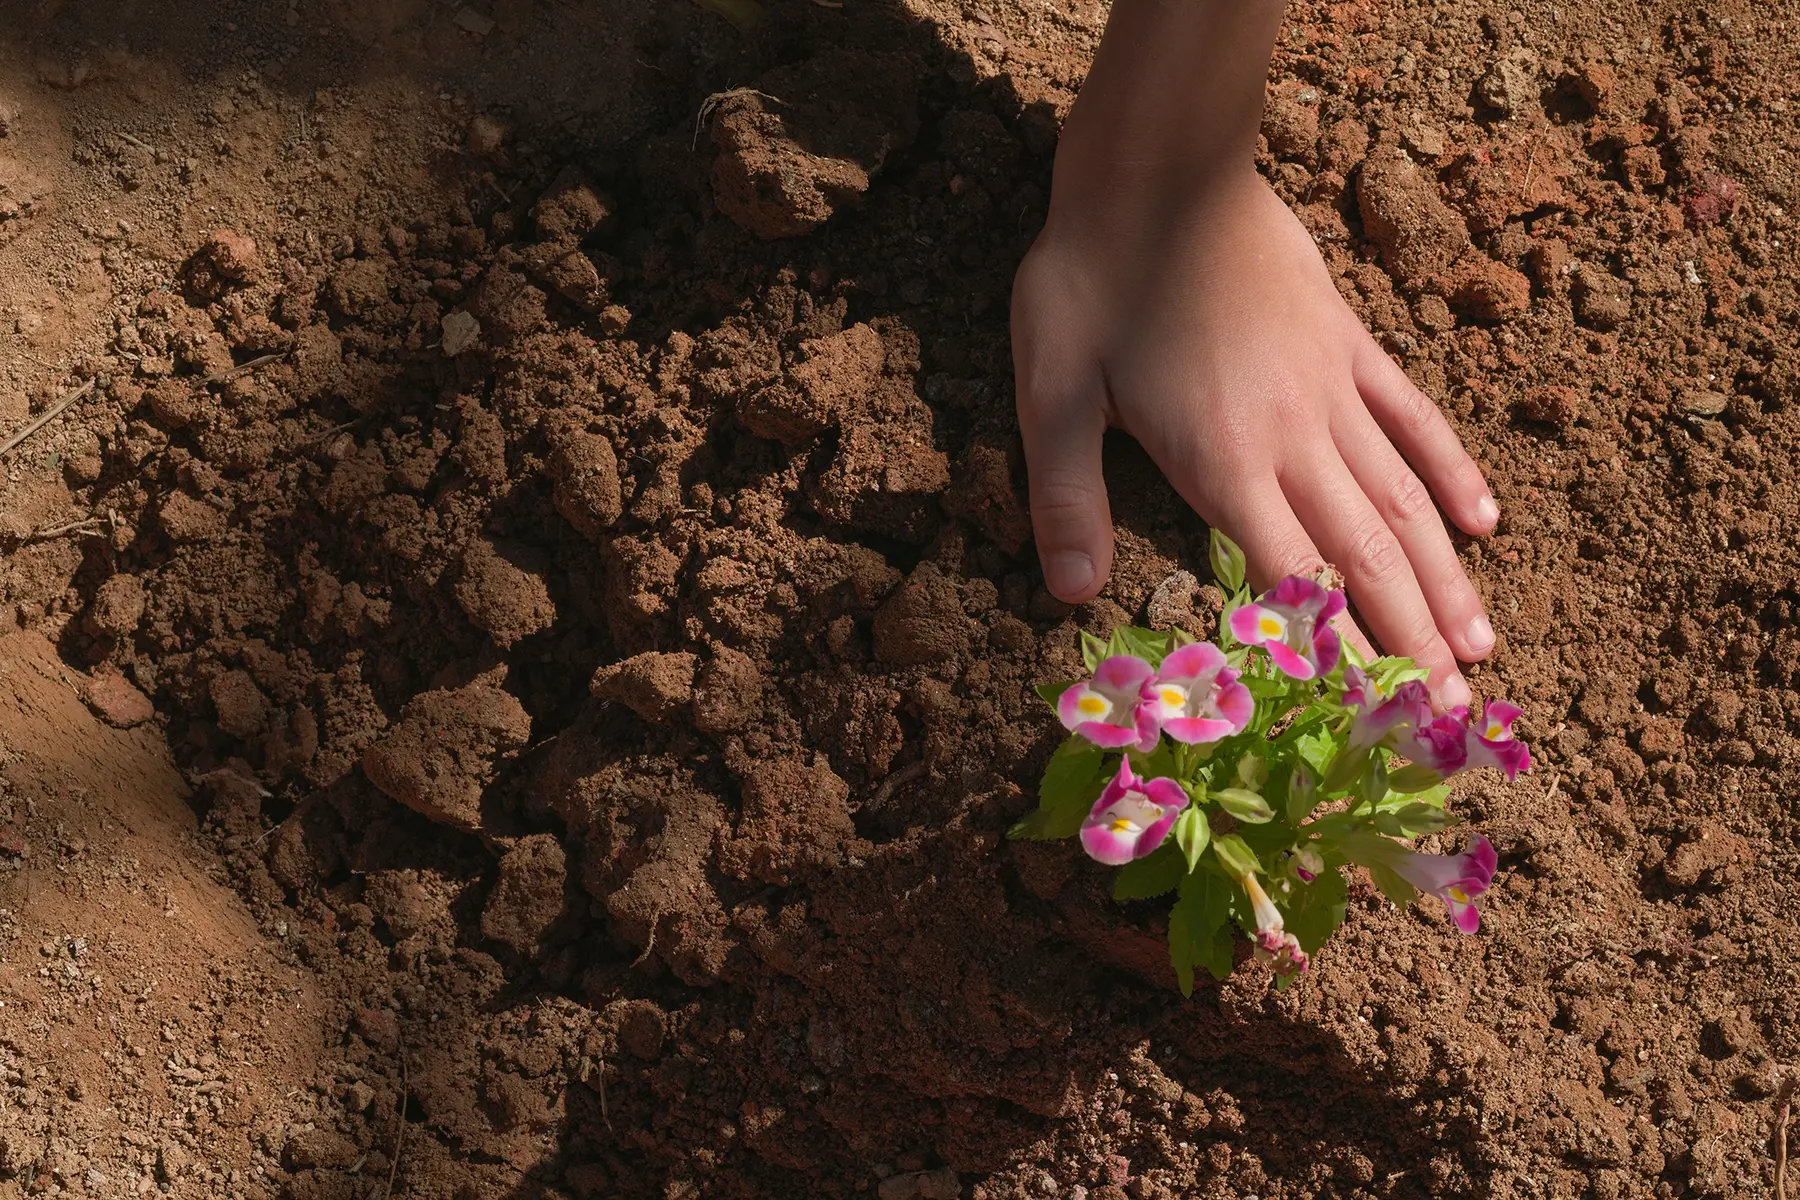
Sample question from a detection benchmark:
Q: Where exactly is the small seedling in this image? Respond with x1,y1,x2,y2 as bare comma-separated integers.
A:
1013,531,1530,992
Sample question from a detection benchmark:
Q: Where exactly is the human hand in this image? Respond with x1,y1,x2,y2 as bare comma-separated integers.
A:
1013,166,1499,709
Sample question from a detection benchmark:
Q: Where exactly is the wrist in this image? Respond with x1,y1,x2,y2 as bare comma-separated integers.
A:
1045,0,1286,236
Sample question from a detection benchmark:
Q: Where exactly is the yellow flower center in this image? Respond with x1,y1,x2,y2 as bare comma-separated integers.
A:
1485,722,1505,739
1448,886,1469,903
1257,615,1284,639
1159,686,1187,708
1077,693,1109,717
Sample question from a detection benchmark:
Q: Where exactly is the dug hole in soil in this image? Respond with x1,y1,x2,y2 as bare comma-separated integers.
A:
0,0,1797,1197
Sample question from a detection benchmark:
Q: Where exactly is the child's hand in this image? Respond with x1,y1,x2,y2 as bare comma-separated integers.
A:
1014,162,1498,708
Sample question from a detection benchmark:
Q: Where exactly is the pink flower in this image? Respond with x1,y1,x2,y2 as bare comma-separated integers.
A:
1146,642,1253,745
1229,576,1346,681
1079,759,1188,866
1340,662,1379,710
1348,682,1531,782
1461,700,1532,780
1389,834,1499,933
1291,844,1324,883
1058,655,1160,752
1242,872,1309,976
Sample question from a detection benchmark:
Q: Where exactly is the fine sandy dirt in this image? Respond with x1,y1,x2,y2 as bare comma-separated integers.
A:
1,0,1798,1197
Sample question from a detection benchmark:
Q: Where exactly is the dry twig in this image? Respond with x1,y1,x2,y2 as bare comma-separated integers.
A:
21,517,106,543
201,350,289,385
116,131,156,155
384,1032,410,1199
0,379,96,461
692,88,783,151
1777,1075,1795,1200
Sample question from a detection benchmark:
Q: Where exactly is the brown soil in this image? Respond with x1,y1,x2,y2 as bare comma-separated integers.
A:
2,0,1798,1198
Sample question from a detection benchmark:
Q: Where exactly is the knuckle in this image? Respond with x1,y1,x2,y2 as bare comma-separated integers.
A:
1348,521,1406,587
1394,385,1443,438
1384,471,1436,527
1029,464,1099,518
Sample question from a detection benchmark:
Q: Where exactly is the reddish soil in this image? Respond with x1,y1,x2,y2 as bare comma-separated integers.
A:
2,0,1798,1197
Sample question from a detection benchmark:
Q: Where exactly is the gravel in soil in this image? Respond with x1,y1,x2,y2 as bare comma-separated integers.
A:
2,0,1799,1197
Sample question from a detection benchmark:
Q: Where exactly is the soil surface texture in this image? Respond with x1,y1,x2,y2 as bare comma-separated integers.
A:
1,0,1798,1197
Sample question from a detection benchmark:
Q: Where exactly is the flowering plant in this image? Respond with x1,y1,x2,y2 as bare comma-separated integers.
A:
1013,531,1528,992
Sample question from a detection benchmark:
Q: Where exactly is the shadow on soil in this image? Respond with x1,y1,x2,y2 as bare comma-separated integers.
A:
3,0,1476,1196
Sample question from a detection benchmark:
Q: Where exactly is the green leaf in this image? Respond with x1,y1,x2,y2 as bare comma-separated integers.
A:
1034,681,1073,710
1358,753,1389,809
1370,655,1430,690
1211,833,1261,879
1112,843,1185,900
1208,528,1247,593
1322,744,1369,793
1386,763,1447,794
1284,766,1321,824
1213,787,1274,824
1282,867,1349,954
1169,869,1235,995
1241,675,1289,699
1079,631,1109,673
1366,861,1419,908
1173,806,1210,871
1109,625,1172,666
1125,740,1177,781
1388,801,1454,835
1008,739,1104,840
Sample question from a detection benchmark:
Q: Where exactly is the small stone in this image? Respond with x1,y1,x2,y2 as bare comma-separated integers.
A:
1517,385,1582,428
1620,145,1665,191
1144,570,1203,634
1572,270,1631,331
0,823,24,857
691,646,763,734
598,304,631,335
612,999,667,1060
1475,52,1540,119
465,113,511,155
84,672,155,727
210,669,269,739
1449,258,1532,320
84,573,147,638
1260,83,1319,162
353,1006,401,1051
156,1143,189,1183
157,492,228,542
1400,123,1446,159
202,229,261,281
873,562,972,666
1677,388,1729,417
452,6,495,35
440,309,482,356
1635,717,1684,761
282,1128,359,1171
480,832,568,954
1413,294,1455,332
591,651,697,721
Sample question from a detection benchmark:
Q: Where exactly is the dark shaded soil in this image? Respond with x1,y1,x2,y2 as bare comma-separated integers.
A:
2,0,1798,1197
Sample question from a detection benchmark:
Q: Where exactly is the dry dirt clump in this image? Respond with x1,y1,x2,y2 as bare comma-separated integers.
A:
2,0,1799,1197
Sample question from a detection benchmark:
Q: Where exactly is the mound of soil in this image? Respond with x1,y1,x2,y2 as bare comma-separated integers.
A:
2,0,1798,1197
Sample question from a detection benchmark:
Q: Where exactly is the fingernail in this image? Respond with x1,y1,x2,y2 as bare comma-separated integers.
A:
1465,614,1495,654
1475,494,1499,530
1439,674,1472,711
1044,550,1095,599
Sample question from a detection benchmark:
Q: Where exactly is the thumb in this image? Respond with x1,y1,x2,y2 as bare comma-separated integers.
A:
1017,378,1113,603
